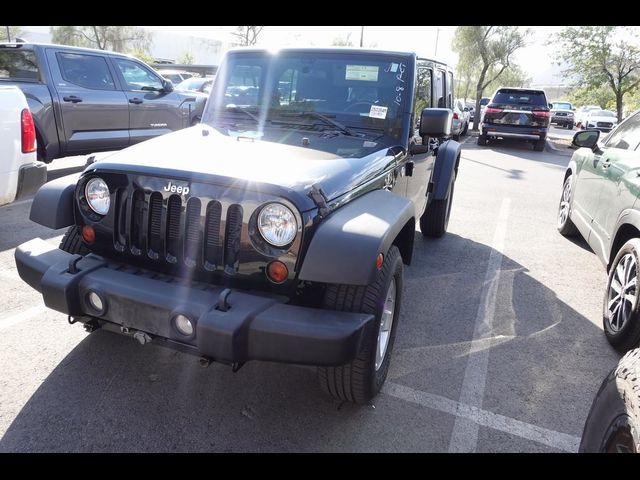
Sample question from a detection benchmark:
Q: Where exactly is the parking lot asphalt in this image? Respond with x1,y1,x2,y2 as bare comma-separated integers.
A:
0,137,619,452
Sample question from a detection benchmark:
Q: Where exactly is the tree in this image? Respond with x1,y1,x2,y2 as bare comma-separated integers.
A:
179,51,195,65
483,64,532,94
131,50,156,66
453,26,529,131
1,26,21,42
50,26,151,53
231,26,264,47
567,83,616,111
552,26,640,122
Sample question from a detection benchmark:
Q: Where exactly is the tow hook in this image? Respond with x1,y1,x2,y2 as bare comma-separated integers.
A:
83,319,100,333
133,331,153,345
199,356,212,368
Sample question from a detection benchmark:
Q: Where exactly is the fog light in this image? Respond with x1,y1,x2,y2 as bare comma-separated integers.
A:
87,291,104,313
174,314,194,336
266,260,289,284
82,225,96,244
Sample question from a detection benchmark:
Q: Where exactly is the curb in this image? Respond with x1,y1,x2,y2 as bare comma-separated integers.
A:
545,138,573,157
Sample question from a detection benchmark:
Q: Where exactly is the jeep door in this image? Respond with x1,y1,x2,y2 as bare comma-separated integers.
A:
111,57,184,144
46,48,129,153
587,113,640,262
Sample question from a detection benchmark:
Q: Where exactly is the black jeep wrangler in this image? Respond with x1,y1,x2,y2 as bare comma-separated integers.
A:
15,48,460,404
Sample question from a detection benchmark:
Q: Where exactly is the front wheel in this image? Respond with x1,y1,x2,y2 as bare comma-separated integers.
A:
557,175,579,236
59,226,90,255
603,238,640,352
580,348,640,452
420,171,456,238
318,245,403,404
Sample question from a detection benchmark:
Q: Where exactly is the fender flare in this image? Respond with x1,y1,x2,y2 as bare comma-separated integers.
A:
609,209,640,266
298,189,414,286
432,139,461,200
29,173,79,229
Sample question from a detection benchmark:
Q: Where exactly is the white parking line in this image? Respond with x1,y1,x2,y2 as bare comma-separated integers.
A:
0,304,49,331
383,382,580,452
448,198,510,452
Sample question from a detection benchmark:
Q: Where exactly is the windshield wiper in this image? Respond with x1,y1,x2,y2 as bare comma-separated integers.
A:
224,105,261,123
279,111,360,137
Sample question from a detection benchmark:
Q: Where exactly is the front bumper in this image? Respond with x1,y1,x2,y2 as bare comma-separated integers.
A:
482,123,547,140
552,116,573,125
15,162,47,200
15,238,374,366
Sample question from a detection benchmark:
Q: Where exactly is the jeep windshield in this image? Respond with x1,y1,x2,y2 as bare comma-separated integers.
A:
202,50,412,145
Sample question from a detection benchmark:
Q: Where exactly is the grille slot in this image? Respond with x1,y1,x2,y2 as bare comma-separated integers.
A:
148,192,163,259
224,204,243,274
166,195,182,263
184,198,202,267
204,201,222,270
130,190,145,255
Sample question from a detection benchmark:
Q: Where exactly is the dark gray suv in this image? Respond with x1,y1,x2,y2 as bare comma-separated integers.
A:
0,42,208,163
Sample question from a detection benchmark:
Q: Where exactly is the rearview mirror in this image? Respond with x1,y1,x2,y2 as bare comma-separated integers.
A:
419,108,452,137
572,130,600,149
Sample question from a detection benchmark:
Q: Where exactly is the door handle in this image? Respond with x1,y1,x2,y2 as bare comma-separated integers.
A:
129,98,143,105
63,96,82,103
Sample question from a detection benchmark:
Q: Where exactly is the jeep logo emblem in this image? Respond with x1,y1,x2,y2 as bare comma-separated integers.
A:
163,181,190,196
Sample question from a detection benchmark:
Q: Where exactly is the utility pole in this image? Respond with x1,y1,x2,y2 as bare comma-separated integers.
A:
360,26,364,47
5,26,11,42
434,28,440,57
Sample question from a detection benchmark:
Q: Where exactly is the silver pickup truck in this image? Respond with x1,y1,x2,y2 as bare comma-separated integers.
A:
0,85,46,206
0,42,208,163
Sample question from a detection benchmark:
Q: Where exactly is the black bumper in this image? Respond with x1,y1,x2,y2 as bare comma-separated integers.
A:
15,162,47,200
15,238,374,366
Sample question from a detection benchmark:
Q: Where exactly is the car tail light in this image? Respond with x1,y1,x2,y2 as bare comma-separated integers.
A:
484,106,503,114
453,112,459,119
21,108,36,153
532,110,551,118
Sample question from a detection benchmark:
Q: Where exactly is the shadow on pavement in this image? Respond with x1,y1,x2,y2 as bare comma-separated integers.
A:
0,232,619,452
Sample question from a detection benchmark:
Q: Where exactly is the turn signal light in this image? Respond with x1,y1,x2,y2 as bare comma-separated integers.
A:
82,225,96,244
376,253,384,269
267,260,289,283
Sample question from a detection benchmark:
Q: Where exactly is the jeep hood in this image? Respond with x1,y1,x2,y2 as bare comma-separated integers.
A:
87,125,400,211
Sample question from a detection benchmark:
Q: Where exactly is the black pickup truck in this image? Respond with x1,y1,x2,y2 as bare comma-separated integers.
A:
16,48,460,403
0,42,207,163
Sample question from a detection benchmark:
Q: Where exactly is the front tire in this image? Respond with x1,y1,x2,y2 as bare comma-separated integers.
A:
59,226,90,255
557,175,579,236
318,245,403,404
603,239,640,352
580,348,640,452
420,172,456,238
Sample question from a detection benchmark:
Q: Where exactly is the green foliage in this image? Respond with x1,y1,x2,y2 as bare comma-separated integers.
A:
553,26,640,121
130,50,155,66
1,26,21,42
453,26,529,130
567,83,615,110
179,51,195,65
483,64,532,94
50,26,152,53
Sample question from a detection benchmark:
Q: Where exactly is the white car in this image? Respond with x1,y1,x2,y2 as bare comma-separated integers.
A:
0,86,46,206
157,69,194,85
575,105,601,128
582,109,618,133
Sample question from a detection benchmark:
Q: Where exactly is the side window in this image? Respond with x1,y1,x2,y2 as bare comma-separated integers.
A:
114,58,163,91
56,52,115,90
436,69,446,108
415,67,432,117
0,49,39,81
447,71,454,108
605,113,640,151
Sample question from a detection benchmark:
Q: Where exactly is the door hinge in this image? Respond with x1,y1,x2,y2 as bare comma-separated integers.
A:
308,184,330,217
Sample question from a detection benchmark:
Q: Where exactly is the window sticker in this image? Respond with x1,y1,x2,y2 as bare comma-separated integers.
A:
385,63,399,73
346,65,379,82
369,105,388,119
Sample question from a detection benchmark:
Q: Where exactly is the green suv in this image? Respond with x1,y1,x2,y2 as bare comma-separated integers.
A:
557,111,640,351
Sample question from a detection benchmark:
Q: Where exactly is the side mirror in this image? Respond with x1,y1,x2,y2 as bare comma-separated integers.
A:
419,108,452,137
162,79,174,93
548,103,554,109
572,129,600,149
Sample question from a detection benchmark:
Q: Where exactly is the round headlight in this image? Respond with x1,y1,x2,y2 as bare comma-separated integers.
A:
258,203,297,247
85,177,110,215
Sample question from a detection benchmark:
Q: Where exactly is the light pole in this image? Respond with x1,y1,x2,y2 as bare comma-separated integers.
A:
434,28,440,57
360,26,364,47
5,26,10,42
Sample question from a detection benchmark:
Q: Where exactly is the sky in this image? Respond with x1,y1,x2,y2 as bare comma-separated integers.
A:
143,26,564,85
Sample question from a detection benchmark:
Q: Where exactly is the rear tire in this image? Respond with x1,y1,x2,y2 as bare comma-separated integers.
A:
477,134,488,146
420,171,456,238
534,138,545,151
603,239,640,352
318,246,403,404
453,132,460,141
462,122,469,135
580,348,640,452
59,226,90,255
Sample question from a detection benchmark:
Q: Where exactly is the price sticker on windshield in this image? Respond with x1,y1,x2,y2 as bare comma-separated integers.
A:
369,105,388,119
346,65,379,82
